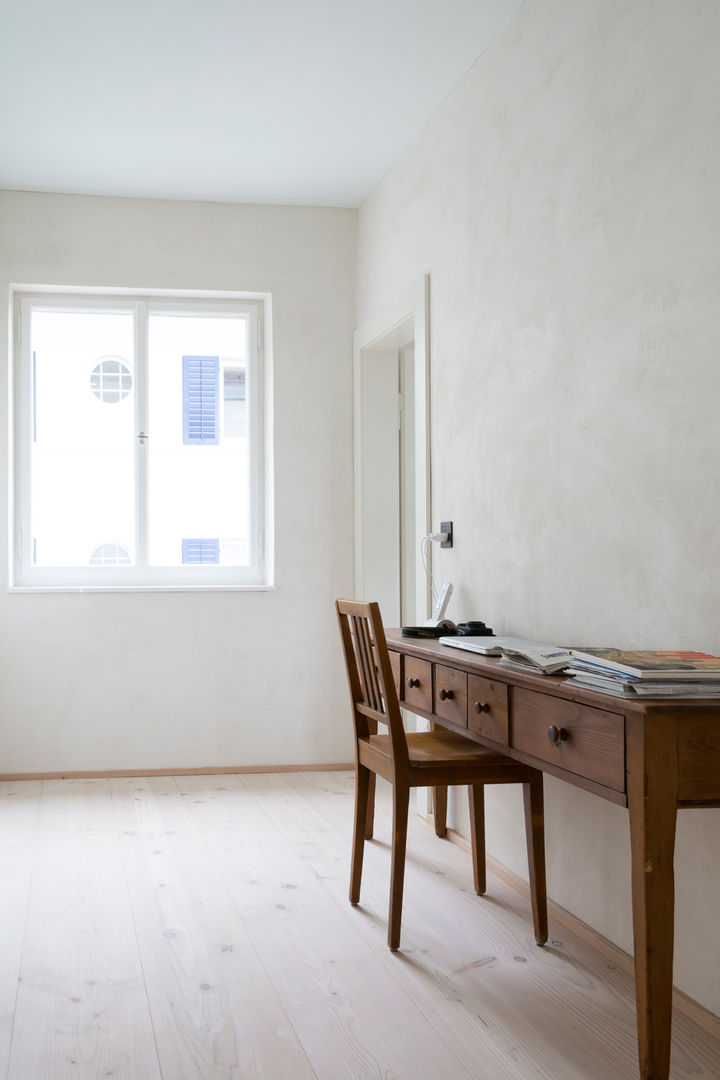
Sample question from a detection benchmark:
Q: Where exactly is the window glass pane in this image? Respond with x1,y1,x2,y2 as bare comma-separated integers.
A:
223,368,247,437
147,313,250,567
30,309,135,567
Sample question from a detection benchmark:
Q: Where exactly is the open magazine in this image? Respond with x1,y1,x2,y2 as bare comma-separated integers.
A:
441,636,572,674
499,644,572,675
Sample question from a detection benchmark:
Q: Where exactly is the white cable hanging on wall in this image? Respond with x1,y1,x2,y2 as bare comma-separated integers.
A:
420,529,453,625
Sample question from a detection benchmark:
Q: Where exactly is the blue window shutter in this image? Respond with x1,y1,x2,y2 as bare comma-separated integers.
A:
183,355,220,444
182,538,220,564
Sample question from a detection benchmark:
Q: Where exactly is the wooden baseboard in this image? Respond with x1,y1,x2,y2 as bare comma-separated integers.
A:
0,763,354,782
431,818,720,1041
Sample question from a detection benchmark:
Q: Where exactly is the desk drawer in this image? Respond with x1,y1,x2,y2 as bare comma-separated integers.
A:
511,688,625,793
389,650,402,701
404,657,432,713
433,665,468,728
468,675,508,746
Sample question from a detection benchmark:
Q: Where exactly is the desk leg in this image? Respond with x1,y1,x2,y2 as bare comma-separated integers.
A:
432,786,448,836
430,722,448,836
523,771,548,946
468,784,486,894
626,713,678,1080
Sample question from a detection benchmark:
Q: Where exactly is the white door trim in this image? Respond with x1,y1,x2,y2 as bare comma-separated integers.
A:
353,275,431,621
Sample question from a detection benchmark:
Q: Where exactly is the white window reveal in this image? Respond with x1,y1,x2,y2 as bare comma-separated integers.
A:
12,290,270,589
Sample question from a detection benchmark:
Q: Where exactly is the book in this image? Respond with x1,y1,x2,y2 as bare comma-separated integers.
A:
568,675,644,698
569,672,720,698
569,648,720,681
499,645,572,675
566,665,628,683
629,682,720,697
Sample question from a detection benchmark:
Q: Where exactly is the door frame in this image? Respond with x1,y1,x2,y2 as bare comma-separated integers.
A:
352,275,431,622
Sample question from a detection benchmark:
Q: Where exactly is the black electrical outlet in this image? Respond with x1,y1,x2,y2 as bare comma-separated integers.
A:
440,521,453,548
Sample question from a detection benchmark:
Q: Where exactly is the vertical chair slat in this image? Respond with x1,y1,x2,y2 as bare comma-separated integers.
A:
350,615,371,707
353,613,380,713
360,616,383,713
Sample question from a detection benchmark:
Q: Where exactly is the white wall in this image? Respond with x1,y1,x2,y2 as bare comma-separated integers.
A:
0,191,357,772
357,0,720,1014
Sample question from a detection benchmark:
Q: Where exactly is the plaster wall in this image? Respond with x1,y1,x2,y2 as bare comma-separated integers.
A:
0,191,356,772
357,0,720,1014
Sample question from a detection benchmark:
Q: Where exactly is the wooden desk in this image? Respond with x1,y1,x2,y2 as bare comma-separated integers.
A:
386,630,720,1080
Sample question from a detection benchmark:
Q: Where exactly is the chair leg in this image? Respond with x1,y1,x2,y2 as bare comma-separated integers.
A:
523,772,548,945
468,784,486,894
388,780,410,950
433,785,448,837
365,772,376,840
350,765,371,905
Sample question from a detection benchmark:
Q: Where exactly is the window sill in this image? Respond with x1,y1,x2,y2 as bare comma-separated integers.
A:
8,584,277,594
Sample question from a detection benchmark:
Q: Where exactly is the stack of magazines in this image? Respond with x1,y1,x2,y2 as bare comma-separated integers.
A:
567,648,720,697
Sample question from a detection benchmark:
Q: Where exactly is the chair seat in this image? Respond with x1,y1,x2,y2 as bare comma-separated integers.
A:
359,729,524,770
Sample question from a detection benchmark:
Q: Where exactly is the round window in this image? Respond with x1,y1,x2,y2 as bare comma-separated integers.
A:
90,357,132,402
90,544,132,566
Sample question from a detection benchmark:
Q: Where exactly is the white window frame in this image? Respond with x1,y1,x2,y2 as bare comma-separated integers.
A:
10,286,273,591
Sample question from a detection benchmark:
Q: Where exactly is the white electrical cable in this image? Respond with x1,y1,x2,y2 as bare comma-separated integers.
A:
421,532,446,605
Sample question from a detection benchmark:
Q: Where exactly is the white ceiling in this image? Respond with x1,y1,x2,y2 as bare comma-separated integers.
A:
0,0,523,208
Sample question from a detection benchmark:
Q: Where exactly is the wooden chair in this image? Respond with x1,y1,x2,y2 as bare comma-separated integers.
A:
336,598,548,951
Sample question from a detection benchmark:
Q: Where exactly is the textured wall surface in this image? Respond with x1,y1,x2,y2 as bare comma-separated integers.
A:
357,0,720,1014
0,191,357,772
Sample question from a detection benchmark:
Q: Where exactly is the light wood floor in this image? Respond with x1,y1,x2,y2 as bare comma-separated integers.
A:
1,772,719,1079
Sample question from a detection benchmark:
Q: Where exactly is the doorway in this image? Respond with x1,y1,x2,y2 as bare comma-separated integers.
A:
353,276,430,627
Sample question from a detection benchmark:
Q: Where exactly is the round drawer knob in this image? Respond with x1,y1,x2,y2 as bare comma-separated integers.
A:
407,677,420,688
438,688,454,701
548,725,569,746
474,701,490,713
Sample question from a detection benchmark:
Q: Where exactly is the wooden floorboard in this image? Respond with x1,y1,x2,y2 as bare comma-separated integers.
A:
176,773,477,1080
0,781,42,1080
0,771,718,1079
7,779,161,1080
110,775,316,1080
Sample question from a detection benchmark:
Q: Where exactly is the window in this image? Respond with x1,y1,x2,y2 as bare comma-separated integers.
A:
90,543,132,566
12,289,270,588
91,358,133,403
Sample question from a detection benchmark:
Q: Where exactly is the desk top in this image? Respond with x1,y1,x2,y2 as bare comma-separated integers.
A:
385,630,720,717
386,629,720,808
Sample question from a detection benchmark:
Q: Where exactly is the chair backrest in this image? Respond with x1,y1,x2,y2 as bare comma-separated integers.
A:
336,600,409,773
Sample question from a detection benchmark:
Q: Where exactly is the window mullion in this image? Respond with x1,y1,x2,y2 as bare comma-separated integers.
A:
135,301,149,573
248,304,262,577
16,299,34,581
